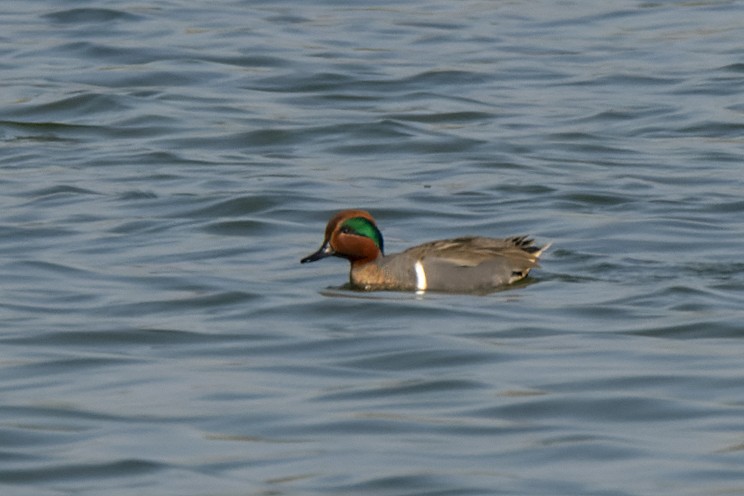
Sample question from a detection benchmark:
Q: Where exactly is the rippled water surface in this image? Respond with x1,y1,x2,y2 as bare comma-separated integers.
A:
2,1,744,495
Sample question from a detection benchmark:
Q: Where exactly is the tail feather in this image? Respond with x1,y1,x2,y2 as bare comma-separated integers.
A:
532,242,552,259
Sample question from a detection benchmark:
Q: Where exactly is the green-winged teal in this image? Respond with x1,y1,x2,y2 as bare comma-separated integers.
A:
301,209,550,293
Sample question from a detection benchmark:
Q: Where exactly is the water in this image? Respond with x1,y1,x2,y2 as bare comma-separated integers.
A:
2,1,744,495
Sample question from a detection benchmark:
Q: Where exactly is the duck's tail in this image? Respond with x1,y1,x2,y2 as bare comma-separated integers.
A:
533,241,552,259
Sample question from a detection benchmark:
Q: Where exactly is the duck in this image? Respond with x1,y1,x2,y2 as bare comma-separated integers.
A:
301,209,550,293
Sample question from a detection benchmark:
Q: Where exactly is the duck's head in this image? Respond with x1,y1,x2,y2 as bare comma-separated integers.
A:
301,209,384,265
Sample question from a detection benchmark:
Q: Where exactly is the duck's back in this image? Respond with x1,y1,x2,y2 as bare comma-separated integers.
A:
379,236,546,292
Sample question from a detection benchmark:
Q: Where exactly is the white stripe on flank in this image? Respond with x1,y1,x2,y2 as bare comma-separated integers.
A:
414,260,427,292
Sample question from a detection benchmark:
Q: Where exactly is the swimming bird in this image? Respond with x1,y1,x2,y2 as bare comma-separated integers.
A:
301,209,549,293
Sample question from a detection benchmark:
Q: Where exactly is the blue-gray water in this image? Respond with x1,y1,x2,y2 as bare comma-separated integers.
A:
2,1,744,495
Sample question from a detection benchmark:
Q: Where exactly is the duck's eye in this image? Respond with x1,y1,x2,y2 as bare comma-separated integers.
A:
340,226,353,235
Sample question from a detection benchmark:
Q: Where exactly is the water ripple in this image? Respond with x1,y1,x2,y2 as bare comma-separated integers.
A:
2,1,744,495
